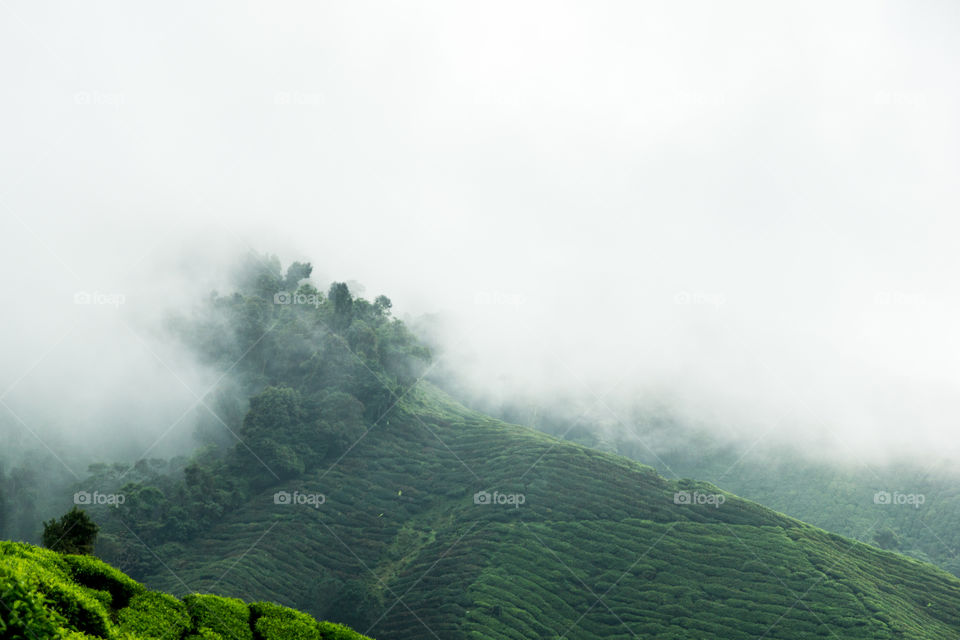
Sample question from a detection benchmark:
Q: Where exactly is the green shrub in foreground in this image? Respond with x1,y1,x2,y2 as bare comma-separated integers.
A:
251,600,322,640
0,542,372,640
63,553,144,610
183,593,253,640
0,564,67,640
0,541,115,637
118,591,191,639
249,600,372,640
37,577,114,638
316,620,373,640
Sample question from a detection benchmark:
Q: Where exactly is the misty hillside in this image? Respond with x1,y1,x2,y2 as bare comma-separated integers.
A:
622,437,960,578
484,400,960,580
111,383,960,639
6,258,956,639
0,540,369,639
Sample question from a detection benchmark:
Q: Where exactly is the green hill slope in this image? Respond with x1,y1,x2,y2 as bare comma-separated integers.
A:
614,436,960,577
0,540,369,640
516,406,960,580
112,384,960,639
25,255,960,639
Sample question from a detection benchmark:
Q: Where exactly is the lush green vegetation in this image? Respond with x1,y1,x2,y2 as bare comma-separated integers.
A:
7,254,960,638
559,424,960,578
0,540,370,639
99,382,960,639
478,392,960,581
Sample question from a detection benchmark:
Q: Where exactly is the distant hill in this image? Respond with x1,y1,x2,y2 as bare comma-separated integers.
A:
0,540,369,639
507,401,960,580
9,254,960,639
614,434,960,577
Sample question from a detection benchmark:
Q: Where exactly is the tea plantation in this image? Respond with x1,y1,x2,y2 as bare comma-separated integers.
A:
114,383,960,639
0,540,370,639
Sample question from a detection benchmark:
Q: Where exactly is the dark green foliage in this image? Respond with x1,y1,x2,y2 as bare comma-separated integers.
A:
325,580,381,632
311,390,367,457
62,552,144,609
233,386,309,483
242,387,305,437
41,507,98,555
92,261,430,556
372,295,391,316
284,262,313,291
328,282,354,330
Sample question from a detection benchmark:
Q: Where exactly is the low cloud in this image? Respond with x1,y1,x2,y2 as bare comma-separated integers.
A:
1,0,958,470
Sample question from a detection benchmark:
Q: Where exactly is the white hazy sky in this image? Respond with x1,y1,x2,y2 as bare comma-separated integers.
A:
1,1,958,464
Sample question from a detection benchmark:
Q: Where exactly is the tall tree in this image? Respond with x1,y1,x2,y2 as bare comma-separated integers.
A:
284,261,313,290
42,507,99,555
329,282,354,330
